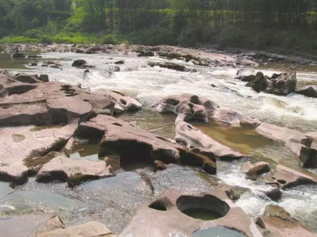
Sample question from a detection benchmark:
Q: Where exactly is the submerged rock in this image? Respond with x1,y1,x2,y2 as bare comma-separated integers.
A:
11,52,26,59
36,155,113,186
256,205,316,237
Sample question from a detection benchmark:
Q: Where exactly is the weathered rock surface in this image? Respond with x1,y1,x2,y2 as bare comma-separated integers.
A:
242,161,271,180
247,70,297,95
256,205,316,237
0,123,77,184
156,93,248,126
119,189,262,237
14,73,49,83
266,165,317,189
74,115,217,174
296,85,317,98
175,120,243,160
37,221,116,237
36,155,113,186
0,70,142,126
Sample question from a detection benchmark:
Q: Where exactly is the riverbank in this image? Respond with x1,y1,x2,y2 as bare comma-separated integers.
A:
0,44,317,237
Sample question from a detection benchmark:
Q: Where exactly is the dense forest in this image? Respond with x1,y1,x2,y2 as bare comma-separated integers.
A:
1,0,317,52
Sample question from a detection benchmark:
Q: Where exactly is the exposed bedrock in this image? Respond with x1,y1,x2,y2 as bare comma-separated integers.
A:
0,70,142,127
256,205,316,237
119,189,261,237
74,115,217,174
157,93,317,168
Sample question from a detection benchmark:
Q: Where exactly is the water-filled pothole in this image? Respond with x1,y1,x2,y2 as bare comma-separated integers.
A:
191,227,247,237
70,144,100,161
176,195,229,221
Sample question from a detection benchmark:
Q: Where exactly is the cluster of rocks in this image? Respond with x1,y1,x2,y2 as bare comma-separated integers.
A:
236,68,297,96
236,68,317,98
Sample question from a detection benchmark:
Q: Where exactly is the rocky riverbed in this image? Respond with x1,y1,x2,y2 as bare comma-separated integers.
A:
0,44,317,237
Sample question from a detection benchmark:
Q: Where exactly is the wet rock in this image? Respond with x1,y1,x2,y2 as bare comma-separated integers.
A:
36,155,113,186
235,68,256,82
299,146,317,168
226,186,249,201
119,189,258,237
263,187,282,201
108,65,120,72
114,60,124,65
267,165,317,189
242,161,270,180
154,160,166,172
75,115,216,174
148,61,189,72
11,52,26,59
72,59,87,68
256,205,316,237
29,62,38,66
175,120,243,160
248,70,297,96
296,85,317,98
42,60,61,69
37,221,115,237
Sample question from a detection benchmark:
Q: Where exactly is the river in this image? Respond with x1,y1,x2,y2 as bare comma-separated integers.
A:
0,50,317,235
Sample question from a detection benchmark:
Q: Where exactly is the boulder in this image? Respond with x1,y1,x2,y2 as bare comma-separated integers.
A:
235,68,256,82
72,59,87,68
36,155,113,186
14,73,48,84
299,146,317,168
247,72,269,92
296,85,317,98
114,60,124,65
75,115,217,174
263,187,282,201
149,62,189,72
175,120,243,160
256,205,316,237
242,161,270,180
119,189,260,237
37,221,116,237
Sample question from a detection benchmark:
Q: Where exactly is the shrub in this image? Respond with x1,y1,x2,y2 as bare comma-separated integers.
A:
102,34,118,44
0,35,40,44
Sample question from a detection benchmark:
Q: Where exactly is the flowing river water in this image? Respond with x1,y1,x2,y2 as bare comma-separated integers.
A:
0,51,317,235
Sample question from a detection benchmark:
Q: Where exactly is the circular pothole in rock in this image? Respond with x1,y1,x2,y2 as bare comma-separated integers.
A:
176,195,229,221
191,227,247,237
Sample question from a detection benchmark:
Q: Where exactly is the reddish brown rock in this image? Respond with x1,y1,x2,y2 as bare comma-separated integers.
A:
256,205,316,237
242,161,271,180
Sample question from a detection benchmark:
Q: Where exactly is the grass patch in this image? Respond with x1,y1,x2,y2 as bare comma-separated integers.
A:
0,35,40,44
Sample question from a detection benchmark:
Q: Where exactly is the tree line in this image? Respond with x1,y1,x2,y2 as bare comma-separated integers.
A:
1,0,317,50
